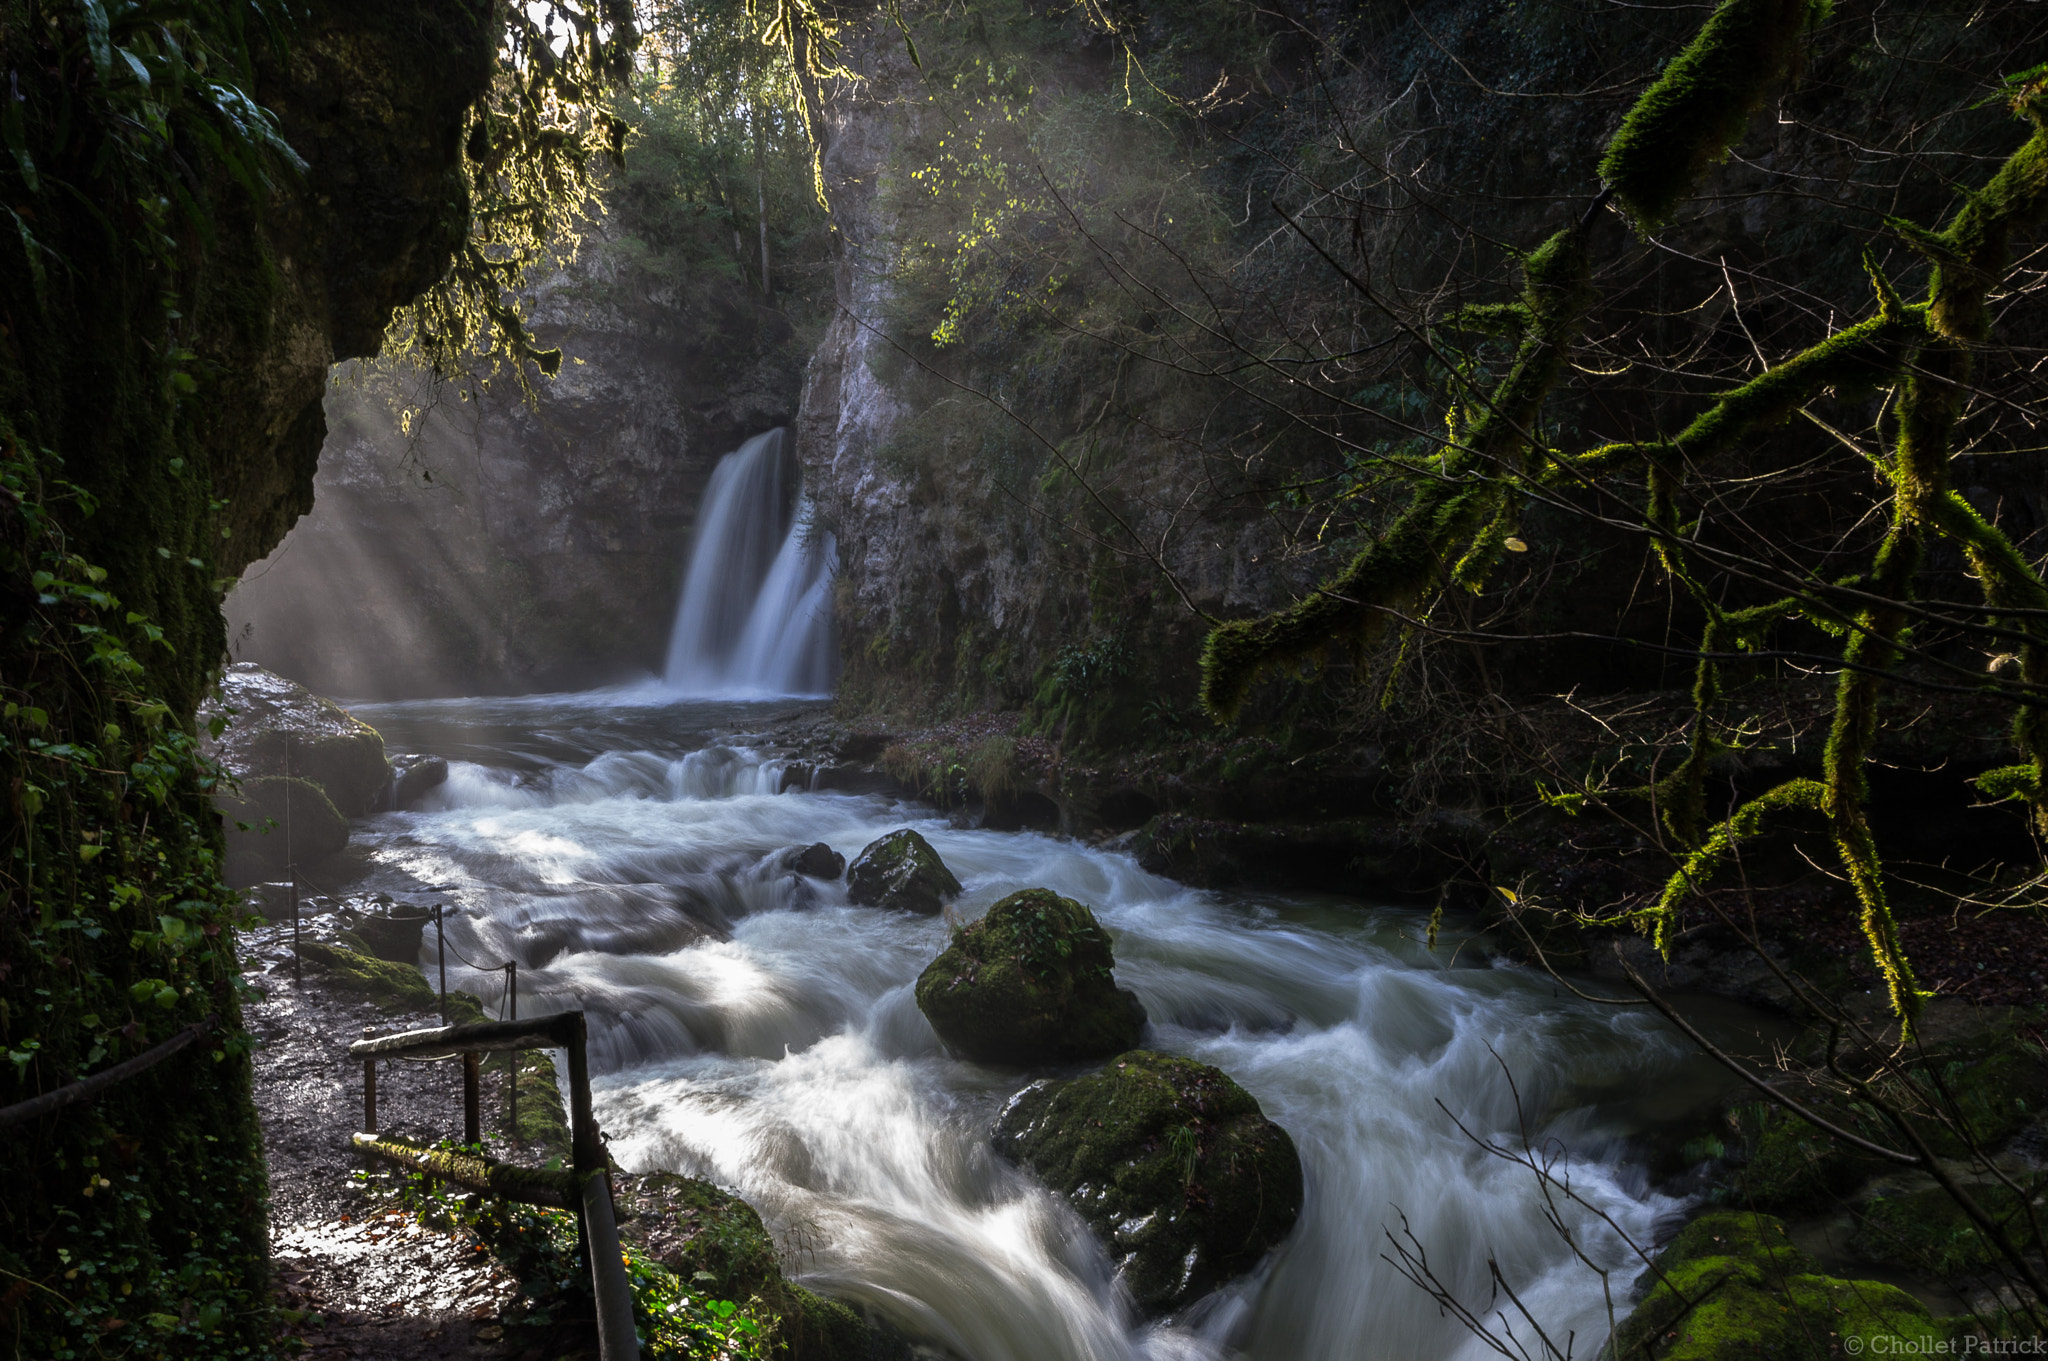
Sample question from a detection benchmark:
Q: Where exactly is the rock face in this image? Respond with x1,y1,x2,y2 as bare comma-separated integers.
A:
846,829,961,914
992,1050,1303,1315
202,663,390,884
223,238,806,698
1610,1211,1965,1359
914,889,1144,1063
204,664,392,814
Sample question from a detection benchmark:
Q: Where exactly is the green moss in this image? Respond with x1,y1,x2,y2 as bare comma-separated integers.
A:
1598,0,1825,231
299,935,487,1018
1732,1112,1879,1211
992,1050,1302,1313
217,774,351,882
915,888,1145,1064
1613,1211,1966,1360
504,1048,571,1160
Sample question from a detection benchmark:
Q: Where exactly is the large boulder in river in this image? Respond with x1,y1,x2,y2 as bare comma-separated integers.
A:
993,1050,1303,1315
915,889,1145,1064
202,663,392,815
846,828,960,914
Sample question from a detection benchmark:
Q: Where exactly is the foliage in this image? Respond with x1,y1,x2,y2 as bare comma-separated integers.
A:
0,443,269,1353
0,0,303,296
619,0,831,306
384,0,639,396
1193,19,2048,1031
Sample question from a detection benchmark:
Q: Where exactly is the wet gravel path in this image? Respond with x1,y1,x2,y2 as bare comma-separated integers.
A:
243,922,590,1360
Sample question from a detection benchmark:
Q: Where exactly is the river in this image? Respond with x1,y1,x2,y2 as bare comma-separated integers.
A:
332,688,1728,1361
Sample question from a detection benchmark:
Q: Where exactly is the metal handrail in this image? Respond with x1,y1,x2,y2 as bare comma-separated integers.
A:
347,1009,637,1361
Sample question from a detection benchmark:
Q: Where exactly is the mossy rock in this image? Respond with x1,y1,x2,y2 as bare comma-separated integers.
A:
218,775,350,884
618,1173,883,1360
203,663,393,815
1732,1034,2048,1213
992,1050,1302,1314
348,905,432,964
1611,1210,1968,1360
845,828,961,914
915,889,1145,1064
299,935,487,1022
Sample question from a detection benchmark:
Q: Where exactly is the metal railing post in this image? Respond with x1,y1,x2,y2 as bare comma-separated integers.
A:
564,1014,635,1361
506,961,518,1139
462,1052,480,1145
435,904,447,1025
288,734,301,984
343,1012,638,1361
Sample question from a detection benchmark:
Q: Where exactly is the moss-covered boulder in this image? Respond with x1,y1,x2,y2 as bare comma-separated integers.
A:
217,775,350,883
298,934,486,1022
1611,1210,1968,1360
992,1050,1302,1314
204,663,392,813
915,889,1145,1064
846,828,961,914
616,1172,885,1360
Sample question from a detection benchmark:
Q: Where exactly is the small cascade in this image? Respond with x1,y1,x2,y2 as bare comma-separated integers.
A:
663,429,837,696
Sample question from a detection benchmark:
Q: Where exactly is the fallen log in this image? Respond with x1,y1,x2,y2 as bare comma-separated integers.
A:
350,1132,583,1209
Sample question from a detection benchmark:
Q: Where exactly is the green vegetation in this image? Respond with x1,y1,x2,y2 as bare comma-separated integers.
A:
618,1173,882,1359
1611,1211,1965,1360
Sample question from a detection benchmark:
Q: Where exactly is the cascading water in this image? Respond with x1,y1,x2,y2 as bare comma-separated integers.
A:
342,692,1738,1361
663,429,837,696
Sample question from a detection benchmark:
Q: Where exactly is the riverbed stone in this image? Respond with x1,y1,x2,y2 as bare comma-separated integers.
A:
992,1050,1302,1314
794,841,847,879
389,753,448,809
914,888,1144,1064
1610,1210,1966,1360
846,828,961,913
346,899,434,964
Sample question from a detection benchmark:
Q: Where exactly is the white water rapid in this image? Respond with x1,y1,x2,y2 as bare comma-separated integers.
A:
343,693,1735,1361
663,429,837,697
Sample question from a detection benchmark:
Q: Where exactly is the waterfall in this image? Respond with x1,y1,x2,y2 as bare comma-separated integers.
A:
663,429,837,696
